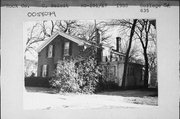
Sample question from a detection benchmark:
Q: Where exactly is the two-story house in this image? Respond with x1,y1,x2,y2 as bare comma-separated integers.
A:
37,31,97,77
36,30,144,88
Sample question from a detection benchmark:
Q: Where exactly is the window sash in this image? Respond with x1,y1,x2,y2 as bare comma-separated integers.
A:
42,65,47,77
48,45,53,58
64,42,70,56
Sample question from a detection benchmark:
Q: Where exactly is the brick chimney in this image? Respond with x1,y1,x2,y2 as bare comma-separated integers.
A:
96,29,101,44
95,28,102,64
116,37,121,52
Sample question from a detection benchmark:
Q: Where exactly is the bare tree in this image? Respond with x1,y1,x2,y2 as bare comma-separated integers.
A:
148,51,157,72
55,20,83,35
25,20,83,56
134,19,156,88
119,39,141,63
106,20,139,50
75,20,111,43
121,19,137,88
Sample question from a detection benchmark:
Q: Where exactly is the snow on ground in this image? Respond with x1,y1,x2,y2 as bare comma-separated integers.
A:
23,87,158,110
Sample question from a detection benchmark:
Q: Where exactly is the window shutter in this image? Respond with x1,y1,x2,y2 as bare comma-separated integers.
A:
52,45,55,57
62,41,64,58
46,46,48,58
40,65,43,77
69,41,72,56
46,65,49,77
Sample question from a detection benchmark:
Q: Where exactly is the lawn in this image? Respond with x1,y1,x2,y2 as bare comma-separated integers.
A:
24,87,158,110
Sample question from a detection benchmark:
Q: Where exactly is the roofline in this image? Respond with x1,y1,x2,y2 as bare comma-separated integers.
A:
111,50,125,56
37,32,59,53
101,43,112,48
37,31,92,53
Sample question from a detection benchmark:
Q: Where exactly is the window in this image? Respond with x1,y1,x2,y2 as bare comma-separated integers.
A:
141,68,145,81
42,65,48,77
119,57,122,61
122,57,124,61
54,63,57,70
48,45,53,58
64,42,70,56
102,56,107,62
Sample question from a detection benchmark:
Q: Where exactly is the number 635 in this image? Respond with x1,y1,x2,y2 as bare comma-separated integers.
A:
140,8,149,13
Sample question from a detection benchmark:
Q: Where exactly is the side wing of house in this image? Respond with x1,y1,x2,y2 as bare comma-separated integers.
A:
37,35,80,77
125,63,144,88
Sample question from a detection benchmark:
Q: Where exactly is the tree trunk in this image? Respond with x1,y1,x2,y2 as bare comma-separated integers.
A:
143,21,151,88
143,49,149,88
122,19,137,89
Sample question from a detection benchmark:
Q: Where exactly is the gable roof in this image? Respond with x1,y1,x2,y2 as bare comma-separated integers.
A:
37,31,92,53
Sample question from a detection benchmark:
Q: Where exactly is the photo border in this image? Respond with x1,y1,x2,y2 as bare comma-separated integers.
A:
1,4,179,119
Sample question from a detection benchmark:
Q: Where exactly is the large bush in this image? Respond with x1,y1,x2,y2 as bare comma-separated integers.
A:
49,59,79,93
76,58,102,93
49,58,102,93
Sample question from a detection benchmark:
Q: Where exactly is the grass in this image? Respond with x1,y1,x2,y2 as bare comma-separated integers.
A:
98,89,158,106
124,96,158,106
